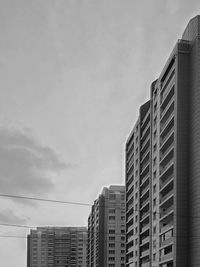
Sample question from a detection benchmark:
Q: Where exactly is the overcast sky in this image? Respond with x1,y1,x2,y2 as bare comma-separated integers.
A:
0,0,200,266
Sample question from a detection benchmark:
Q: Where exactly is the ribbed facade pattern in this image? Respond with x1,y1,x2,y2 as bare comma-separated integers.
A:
87,185,126,267
27,227,87,267
125,15,200,267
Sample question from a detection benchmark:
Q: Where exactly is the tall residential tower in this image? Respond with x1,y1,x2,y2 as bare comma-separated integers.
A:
87,185,126,267
125,15,200,267
27,227,87,267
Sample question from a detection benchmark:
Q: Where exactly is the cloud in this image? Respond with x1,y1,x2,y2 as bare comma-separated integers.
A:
0,126,68,197
0,209,28,225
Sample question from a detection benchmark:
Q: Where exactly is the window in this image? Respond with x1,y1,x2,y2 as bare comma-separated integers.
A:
153,143,157,152
153,129,157,139
109,194,116,200
153,253,156,261
154,116,157,126
153,212,156,220
153,198,156,206
153,226,156,234
109,216,115,220
154,102,157,113
153,184,156,193
109,209,115,214
154,88,158,99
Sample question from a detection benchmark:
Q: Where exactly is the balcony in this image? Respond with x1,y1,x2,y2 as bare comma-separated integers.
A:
141,149,150,165
141,138,150,153
127,223,134,234
160,121,174,147
160,133,174,159
141,111,150,129
160,145,174,164
141,224,150,234
161,101,174,125
140,211,150,222
141,122,150,142
141,185,149,199
140,236,150,246
140,249,150,258
126,212,133,224
161,66,175,98
140,197,149,210
160,205,174,220
161,97,174,121
127,235,134,244
160,237,174,248
160,189,173,206
160,223,173,234
127,182,134,194
160,112,174,134
140,172,150,186
141,161,150,176
161,84,175,111
160,174,173,191
160,158,174,177
160,252,173,262
141,262,150,267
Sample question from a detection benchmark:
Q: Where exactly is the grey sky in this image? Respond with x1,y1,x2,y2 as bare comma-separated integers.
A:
0,0,200,266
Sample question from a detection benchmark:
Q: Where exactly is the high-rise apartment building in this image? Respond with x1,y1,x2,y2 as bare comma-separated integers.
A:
27,227,87,267
125,15,200,267
87,185,126,267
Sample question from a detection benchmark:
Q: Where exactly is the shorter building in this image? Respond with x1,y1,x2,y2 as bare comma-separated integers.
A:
87,185,126,267
27,226,87,267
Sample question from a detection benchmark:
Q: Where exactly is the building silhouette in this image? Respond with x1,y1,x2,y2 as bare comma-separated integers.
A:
27,227,87,267
125,15,200,267
87,185,126,267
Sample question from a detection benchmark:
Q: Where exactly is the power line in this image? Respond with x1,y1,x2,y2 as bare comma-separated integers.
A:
0,222,199,240
0,194,91,207
0,193,199,220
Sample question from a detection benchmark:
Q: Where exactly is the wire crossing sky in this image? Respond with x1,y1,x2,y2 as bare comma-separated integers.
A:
0,0,200,266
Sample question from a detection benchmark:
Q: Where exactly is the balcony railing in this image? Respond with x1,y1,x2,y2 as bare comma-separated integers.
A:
160,223,173,234
141,198,149,209
160,124,174,147
160,175,173,190
160,237,173,247
160,144,174,163
141,224,150,233
160,159,174,176
140,249,150,258
160,205,174,220
160,113,174,133
160,252,173,262
140,236,150,246
160,189,173,205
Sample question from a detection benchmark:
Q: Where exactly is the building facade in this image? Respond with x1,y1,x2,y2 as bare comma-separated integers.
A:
27,227,87,267
125,15,200,267
87,185,126,267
